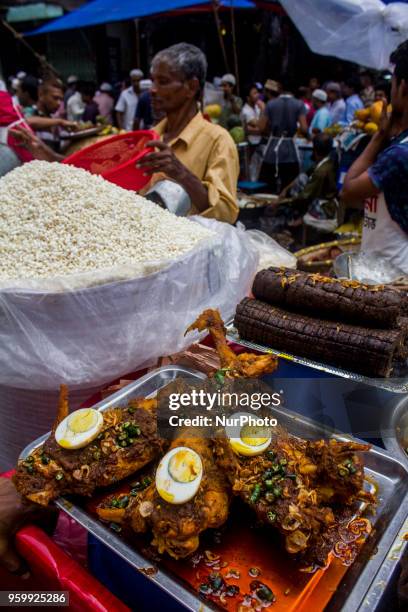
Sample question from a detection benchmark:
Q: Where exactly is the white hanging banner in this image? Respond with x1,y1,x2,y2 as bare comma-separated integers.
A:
279,0,408,70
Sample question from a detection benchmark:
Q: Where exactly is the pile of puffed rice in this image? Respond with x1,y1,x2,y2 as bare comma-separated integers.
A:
0,161,214,282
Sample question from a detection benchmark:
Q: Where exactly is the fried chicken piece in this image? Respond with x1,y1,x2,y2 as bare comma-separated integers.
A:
52,383,69,433
186,309,278,378
97,431,231,559
306,439,373,505
214,427,372,567
14,387,164,506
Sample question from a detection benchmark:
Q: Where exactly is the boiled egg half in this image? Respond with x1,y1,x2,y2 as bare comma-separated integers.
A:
55,408,103,450
155,446,203,504
226,411,271,456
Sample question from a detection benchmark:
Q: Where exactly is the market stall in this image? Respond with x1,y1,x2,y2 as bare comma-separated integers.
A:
0,148,407,611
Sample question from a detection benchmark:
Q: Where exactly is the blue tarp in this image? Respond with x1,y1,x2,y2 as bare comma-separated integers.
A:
26,0,255,35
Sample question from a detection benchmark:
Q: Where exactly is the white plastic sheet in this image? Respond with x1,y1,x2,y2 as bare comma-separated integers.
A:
0,217,257,392
237,224,297,272
280,0,408,70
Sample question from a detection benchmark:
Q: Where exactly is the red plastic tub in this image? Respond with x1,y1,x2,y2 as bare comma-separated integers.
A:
63,130,159,191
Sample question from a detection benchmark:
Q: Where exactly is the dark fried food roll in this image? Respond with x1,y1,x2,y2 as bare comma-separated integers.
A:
235,298,406,377
253,267,403,329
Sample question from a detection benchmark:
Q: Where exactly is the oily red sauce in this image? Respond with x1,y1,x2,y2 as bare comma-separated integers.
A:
87,487,371,612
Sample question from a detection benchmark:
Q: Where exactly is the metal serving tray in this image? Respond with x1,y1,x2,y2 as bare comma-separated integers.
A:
20,366,408,612
381,393,408,469
226,321,408,394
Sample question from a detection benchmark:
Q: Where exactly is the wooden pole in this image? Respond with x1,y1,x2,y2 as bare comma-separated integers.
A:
0,18,58,76
134,19,141,69
229,0,240,95
212,0,230,74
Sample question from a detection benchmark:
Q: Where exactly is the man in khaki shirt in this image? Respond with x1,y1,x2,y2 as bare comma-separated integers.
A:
138,43,239,224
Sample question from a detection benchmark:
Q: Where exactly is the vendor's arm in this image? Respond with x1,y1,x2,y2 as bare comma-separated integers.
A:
341,102,391,203
231,96,243,116
10,127,64,162
27,117,76,132
278,168,325,209
298,113,308,138
0,477,58,577
138,141,209,212
340,133,384,203
138,138,239,223
116,112,124,130
200,131,239,223
257,111,269,135
247,122,262,136
0,478,30,576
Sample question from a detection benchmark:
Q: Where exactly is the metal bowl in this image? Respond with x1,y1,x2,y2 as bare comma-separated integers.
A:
145,179,191,216
381,396,408,468
295,237,360,274
334,251,406,285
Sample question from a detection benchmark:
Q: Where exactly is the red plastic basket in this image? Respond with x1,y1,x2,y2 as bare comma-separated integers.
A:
63,130,159,191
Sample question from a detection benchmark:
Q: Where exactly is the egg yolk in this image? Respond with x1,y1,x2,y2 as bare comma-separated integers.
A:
68,409,98,434
240,424,270,447
168,450,201,483
157,488,175,502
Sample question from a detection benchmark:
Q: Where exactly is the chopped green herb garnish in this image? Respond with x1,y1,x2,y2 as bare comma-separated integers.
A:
267,511,276,522
127,425,141,437
209,572,224,591
256,584,274,602
118,495,129,508
250,483,262,504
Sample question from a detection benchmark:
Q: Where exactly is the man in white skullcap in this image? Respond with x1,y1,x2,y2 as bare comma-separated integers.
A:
219,73,242,129
326,82,346,126
64,74,78,106
115,68,144,131
94,82,114,124
309,88,331,135
134,79,157,130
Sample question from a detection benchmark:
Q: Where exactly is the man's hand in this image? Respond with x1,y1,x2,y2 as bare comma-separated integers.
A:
256,99,265,112
58,119,78,131
139,140,210,213
0,478,58,578
277,185,289,203
0,479,30,577
10,127,63,162
138,140,187,182
373,100,395,144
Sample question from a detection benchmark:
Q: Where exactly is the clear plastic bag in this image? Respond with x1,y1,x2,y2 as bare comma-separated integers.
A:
249,147,265,182
0,217,257,392
239,224,297,272
280,0,408,70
